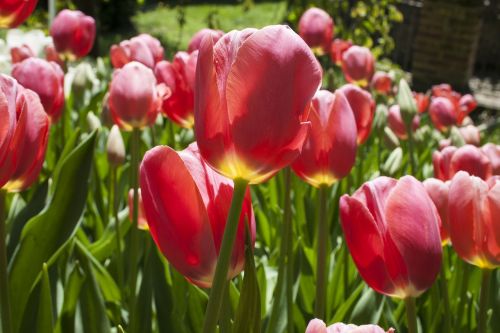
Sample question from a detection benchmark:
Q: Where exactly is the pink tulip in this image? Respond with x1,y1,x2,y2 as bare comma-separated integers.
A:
423,178,450,244
298,7,334,54
128,189,148,230
458,94,477,116
155,51,198,128
187,28,224,53
140,143,255,287
291,90,357,187
458,125,481,146
433,145,492,181
429,97,457,132
44,44,65,68
10,44,35,64
341,46,375,87
12,58,65,123
387,105,419,140
413,92,429,113
109,61,169,131
371,71,392,95
0,0,38,28
482,143,500,175
194,25,322,184
305,319,395,333
340,176,442,298
110,34,164,69
448,172,500,268
50,9,96,60
338,84,375,144
330,38,352,65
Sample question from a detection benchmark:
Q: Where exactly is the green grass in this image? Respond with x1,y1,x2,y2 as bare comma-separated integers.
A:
133,1,287,56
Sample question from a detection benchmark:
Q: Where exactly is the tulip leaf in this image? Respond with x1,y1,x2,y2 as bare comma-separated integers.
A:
129,243,154,333
87,208,130,261
233,228,261,333
36,264,54,333
8,130,97,332
330,282,364,323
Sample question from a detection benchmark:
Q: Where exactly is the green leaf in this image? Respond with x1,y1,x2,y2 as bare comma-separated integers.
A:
36,263,54,333
330,282,364,323
8,130,97,333
88,209,131,261
129,243,154,333
233,228,261,333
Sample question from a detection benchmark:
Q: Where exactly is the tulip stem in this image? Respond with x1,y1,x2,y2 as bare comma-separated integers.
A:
440,262,451,333
406,125,417,175
283,168,294,333
477,269,492,333
314,185,329,319
405,297,418,333
202,178,249,333
111,166,124,294
0,190,12,333
128,129,141,321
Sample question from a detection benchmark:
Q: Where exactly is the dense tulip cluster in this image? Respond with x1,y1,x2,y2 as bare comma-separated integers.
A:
433,145,493,181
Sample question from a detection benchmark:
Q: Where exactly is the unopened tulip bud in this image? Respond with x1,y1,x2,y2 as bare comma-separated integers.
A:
449,126,466,147
397,79,417,126
383,126,400,150
107,125,125,166
86,111,101,132
373,104,388,132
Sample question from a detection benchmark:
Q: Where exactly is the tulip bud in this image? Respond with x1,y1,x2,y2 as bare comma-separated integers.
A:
381,147,403,176
128,189,148,230
50,10,96,60
107,125,125,166
298,7,334,55
481,143,500,175
449,172,500,268
71,62,97,103
341,46,375,87
372,104,388,132
397,79,417,127
383,127,400,150
187,28,224,53
387,105,419,140
449,126,466,147
338,84,375,144
86,111,101,132
0,0,38,28
340,176,442,298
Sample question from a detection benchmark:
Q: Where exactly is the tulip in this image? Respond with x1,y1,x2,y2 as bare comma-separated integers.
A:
194,25,322,184
86,111,101,132
413,92,429,113
459,93,477,114
341,45,375,87
107,125,126,166
291,90,357,187
50,10,96,60
109,61,168,131
371,71,392,95
423,178,450,244
12,58,65,123
187,28,224,53
298,7,334,54
387,105,419,140
433,145,492,181
110,34,164,69
482,143,500,175
305,319,395,333
458,125,480,146
340,176,442,298
449,171,500,269
330,38,352,65
0,75,49,192
128,189,148,230
10,44,35,64
429,97,457,131
44,44,65,69
338,84,375,144
155,51,198,128
0,0,38,28
140,143,255,287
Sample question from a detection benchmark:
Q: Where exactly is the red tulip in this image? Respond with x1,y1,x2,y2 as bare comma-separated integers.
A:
0,0,38,28
155,51,198,128
371,71,392,95
482,143,500,175
305,319,395,333
330,38,352,65
458,125,481,146
387,105,419,140
194,25,322,184
0,75,49,192
340,176,442,298
50,9,96,60
10,44,35,64
44,44,65,68
338,84,375,144
110,34,164,69
187,28,224,53
459,94,477,115
341,46,375,87
109,61,168,131
423,178,450,244
12,58,65,123
298,7,334,54
448,171,500,268
140,143,255,287
413,92,429,113
128,189,148,230
291,90,357,187
433,145,492,181
429,97,457,131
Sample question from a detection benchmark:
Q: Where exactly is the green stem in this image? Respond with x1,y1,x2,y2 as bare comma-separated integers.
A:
314,185,329,319
440,262,451,333
128,129,141,317
477,269,492,333
405,297,418,333
0,190,12,333
283,168,294,333
202,178,249,333
406,125,416,175
219,285,232,333
111,166,123,294
456,262,470,329
343,239,349,300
